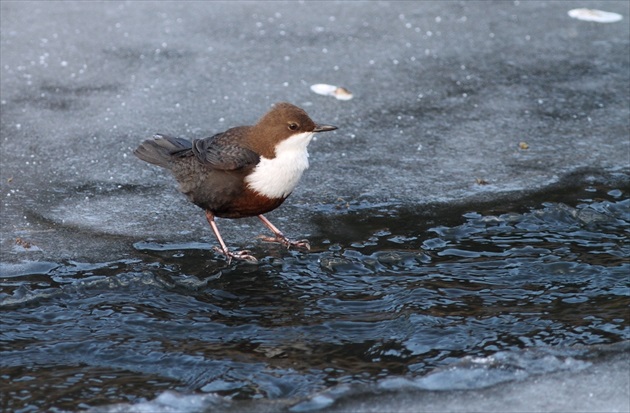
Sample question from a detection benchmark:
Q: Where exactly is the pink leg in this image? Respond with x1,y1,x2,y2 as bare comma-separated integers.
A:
205,211,257,264
257,215,310,251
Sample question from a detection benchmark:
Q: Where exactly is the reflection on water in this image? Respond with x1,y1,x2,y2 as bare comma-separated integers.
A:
1,182,628,411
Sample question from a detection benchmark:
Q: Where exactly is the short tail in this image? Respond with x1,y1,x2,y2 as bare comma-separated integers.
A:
133,134,192,168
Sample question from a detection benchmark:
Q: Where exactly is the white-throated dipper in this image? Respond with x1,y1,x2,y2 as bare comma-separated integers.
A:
134,102,337,263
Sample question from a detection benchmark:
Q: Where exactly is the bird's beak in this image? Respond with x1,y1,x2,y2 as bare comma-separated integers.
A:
313,124,338,133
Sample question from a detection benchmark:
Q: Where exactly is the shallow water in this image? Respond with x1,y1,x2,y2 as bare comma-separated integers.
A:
1,181,629,412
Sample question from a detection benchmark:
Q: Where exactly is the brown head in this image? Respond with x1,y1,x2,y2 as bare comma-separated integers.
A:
247,102,337,158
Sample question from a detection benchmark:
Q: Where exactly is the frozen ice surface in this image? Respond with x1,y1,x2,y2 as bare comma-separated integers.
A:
92,391,227,413
2,0,629,263
325,345,630,413
89,343,629,413
326,355,629,413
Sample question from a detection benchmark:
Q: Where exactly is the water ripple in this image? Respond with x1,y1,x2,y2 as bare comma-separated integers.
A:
1,184,628,411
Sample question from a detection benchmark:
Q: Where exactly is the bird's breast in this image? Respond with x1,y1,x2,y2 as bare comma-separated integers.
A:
245,132,313,199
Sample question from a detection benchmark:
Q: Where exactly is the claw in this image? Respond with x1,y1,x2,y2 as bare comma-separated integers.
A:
290,238,311,251
213,246,258,264
258,235,310,251
257,215,311,252
297,239,311,250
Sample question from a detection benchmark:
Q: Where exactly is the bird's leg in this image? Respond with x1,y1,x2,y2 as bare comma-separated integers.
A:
257,215,310,251
205,211,258,264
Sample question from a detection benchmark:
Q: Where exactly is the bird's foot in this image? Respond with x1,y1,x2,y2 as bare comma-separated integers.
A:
213,247,258,264
258,235,311,251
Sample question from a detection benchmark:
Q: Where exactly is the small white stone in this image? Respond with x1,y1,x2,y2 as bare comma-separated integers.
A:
568,8,623,23
310,83,353,100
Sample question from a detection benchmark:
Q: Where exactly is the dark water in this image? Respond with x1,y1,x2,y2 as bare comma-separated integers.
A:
1,181,629,412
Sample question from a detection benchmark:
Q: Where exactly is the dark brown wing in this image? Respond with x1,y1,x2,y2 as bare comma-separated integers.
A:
192,126,260,170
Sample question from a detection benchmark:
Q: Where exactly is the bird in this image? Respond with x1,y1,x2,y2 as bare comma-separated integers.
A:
133,102,337,263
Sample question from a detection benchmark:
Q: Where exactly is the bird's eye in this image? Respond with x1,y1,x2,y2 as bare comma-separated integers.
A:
288,123,299,131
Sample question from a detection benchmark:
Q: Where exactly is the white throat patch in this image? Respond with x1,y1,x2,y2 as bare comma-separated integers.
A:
245,131,314,199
